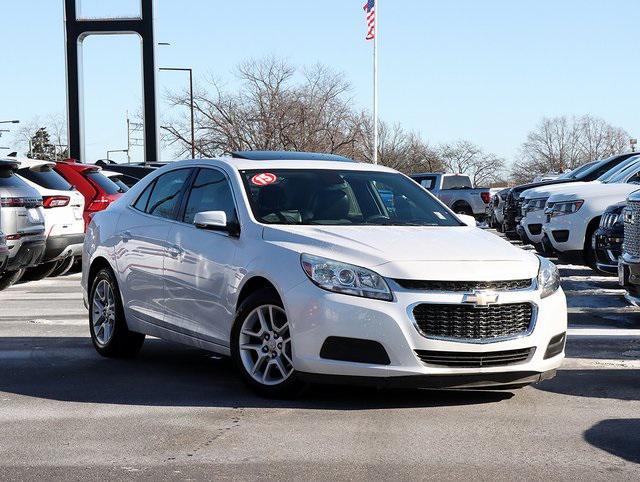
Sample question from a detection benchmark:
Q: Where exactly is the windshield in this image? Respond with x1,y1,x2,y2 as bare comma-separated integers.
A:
605,159,640,184
597,156,640,182
84,170,125,194
18,165,73,191
557,161,598,180
241,169,462,227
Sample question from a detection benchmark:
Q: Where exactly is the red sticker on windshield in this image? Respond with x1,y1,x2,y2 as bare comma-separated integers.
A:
251,172,277,186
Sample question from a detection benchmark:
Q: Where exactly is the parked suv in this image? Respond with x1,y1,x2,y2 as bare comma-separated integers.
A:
14,158,86,280
0,159,46,290
593,201,626,274
520,155,640,253
543,158,640,269
503,154,637,239
619,191,640,305
0,214,8,274
54,160,125,228
83,153,567,397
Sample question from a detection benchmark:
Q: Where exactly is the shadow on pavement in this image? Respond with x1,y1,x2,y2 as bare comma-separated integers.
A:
584,419,640,464
0,336,514,409
534,369,640,401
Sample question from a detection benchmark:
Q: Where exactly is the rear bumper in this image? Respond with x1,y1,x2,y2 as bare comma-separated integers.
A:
43,233,85,262
299,369,557,389
6,238,46,271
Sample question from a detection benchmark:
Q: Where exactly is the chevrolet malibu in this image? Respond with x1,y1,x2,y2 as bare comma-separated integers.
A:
82,152,567,397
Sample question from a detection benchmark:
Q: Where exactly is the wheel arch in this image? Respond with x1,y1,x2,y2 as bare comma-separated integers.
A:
584,215,602,250
87,256,114,291
235,275,282,312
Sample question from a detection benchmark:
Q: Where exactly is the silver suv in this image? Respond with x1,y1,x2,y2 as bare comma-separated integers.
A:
0,159,46,290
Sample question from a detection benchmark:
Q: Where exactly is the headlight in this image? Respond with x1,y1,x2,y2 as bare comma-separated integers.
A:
537,256,560,298
300,254,393,301
550,199,584,217
524,198,548,214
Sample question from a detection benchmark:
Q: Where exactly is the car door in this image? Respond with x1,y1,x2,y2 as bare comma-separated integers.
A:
116,168,194,328
163,167,240,345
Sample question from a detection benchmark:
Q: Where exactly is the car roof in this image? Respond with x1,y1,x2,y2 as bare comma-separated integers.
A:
56,159,101,172
0,159,20,170
230,151,357,163
6,157,55,169
166,157,397,173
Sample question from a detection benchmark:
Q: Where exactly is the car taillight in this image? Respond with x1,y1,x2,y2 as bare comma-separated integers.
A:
5,234,21,240
480,192,491,204
87,197,111,212
1,197,27,207
43,195,70,208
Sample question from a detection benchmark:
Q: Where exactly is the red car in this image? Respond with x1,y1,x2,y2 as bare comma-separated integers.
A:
54,159,125,228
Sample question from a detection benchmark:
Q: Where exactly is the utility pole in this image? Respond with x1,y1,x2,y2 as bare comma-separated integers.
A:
159,67,195,158
126,112,144,164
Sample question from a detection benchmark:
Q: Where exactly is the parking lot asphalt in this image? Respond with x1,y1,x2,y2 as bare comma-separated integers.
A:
0,233,639,481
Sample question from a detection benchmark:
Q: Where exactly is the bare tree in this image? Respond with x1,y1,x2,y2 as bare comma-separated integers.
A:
439,140,506,186
163,57,361,159
11,114,68,160
512,115,630,184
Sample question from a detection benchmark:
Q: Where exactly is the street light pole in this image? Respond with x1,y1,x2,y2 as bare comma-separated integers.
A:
159,67,195,158
0,120,20,124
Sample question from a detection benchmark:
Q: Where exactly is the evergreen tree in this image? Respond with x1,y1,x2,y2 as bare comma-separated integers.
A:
28,127,56,160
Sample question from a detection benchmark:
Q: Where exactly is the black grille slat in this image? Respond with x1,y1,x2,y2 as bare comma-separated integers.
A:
415,348,534,368
413,303,533,341
396,279,532,291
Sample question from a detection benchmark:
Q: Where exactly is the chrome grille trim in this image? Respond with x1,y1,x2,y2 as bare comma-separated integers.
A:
395,279,535,292
623,201,640,258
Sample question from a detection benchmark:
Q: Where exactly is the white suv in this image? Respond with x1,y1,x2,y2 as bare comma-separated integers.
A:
15,158,85,280
82,153,567,397
0,159,46,290
543,158,640,269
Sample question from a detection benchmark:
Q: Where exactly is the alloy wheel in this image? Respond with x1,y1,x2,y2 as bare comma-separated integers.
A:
92,279,116,346
238,304,293,386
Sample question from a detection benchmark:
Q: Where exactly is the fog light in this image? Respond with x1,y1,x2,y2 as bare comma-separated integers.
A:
544,332,566,359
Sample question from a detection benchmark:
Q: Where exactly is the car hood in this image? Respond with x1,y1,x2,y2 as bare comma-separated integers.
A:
547,183,640,203
262,225,539,280
521,181,596,200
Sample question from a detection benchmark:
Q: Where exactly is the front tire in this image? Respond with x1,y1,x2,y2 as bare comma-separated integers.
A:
89,268,145,358
0,269,23,291
231,288,303,398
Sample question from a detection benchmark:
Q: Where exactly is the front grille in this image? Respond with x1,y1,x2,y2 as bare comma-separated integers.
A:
396,279,533,292
413,303,534,341
415,347,535,367
600,212,619,229
623,201,640,258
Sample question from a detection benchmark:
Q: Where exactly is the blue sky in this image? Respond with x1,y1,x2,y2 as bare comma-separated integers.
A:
1,0,638,165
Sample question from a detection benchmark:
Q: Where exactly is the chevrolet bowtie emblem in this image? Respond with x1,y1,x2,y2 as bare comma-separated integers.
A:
462,290,499,308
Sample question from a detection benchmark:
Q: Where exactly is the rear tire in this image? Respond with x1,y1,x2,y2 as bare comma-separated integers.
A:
49,256,75,277
0,269,23,291
20,261,59,282
231,288,304,398
89,268,145,358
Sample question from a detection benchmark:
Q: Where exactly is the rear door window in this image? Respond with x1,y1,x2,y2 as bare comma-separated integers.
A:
145,169,193,219
18,165,73,190
442,175,472,189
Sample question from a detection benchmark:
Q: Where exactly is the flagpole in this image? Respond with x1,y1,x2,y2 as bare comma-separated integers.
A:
373,0,378,164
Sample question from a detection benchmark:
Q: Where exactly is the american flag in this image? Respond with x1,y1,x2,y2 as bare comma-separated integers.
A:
363,0,375,41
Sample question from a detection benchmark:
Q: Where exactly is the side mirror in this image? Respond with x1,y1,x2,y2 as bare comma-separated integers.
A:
193,211,240,237
457,214,477,227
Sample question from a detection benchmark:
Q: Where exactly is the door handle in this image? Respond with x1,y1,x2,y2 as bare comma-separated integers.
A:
168,244,183,259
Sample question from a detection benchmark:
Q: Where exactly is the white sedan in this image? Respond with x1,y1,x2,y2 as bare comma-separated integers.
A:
82,152,567,397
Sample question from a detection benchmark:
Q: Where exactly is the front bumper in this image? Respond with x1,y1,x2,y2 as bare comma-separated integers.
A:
619,254,640,305
594,227,623,274
542,214,586,263
521,210,546,245
6,236,46,271
284,281,567,385
42,233,85,262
